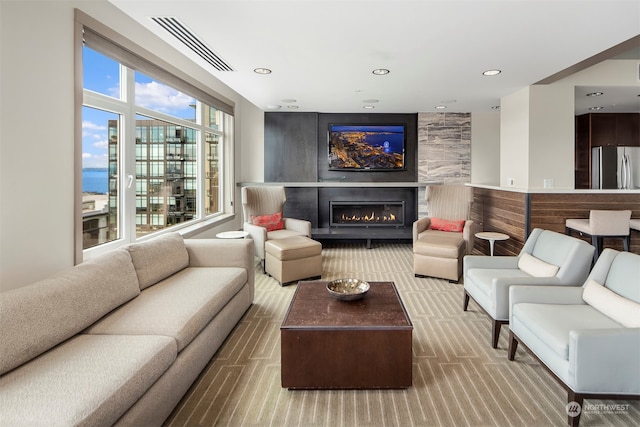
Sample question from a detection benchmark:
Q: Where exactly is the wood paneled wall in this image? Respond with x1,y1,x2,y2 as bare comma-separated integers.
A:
472,188,640,256
529,192,640,254
471,188,528,256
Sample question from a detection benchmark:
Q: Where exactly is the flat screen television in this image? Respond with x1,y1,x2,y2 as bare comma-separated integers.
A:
328,124,406,171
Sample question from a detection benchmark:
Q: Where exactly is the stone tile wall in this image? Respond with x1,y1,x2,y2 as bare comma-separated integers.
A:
417,112,471,216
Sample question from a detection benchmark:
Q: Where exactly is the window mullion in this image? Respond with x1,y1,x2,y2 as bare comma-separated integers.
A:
123,66,138,242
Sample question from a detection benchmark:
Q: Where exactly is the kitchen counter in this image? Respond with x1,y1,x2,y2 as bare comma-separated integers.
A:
466,183,640,194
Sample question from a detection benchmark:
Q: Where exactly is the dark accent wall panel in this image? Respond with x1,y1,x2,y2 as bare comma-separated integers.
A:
264,112,318,182
283,187,318,227
317,113,418,182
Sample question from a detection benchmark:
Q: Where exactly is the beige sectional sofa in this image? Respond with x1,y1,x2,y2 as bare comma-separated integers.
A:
0,233,254,426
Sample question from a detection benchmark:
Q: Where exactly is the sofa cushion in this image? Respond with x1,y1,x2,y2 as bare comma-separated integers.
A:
414,230,464,258
127,232,189,290
430,217,465,232
583,279,640,327
0,334,176,427
528,229,583,270
517,252,559,277
0,249,140,376
84,267,247,351
251,211,284,231
512,303,622,360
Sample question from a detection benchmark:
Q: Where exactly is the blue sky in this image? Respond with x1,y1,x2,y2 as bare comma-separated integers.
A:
82,47,196,169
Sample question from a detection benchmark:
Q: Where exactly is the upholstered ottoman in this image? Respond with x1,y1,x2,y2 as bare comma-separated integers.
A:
413,231,465,282
265,236,322,285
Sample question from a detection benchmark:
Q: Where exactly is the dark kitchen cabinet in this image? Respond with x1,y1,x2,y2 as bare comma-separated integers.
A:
579,113,639,147
574,113,640,188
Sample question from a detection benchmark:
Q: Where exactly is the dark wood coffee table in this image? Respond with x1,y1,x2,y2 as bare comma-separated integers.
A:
280,280,413,389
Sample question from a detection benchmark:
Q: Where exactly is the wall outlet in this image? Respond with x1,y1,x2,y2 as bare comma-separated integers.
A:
544,178,554,189
507,177,515,187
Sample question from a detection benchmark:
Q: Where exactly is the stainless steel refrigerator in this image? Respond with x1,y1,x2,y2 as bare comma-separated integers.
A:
592,146,640,189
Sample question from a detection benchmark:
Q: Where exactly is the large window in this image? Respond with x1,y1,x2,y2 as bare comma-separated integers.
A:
80,28,233,253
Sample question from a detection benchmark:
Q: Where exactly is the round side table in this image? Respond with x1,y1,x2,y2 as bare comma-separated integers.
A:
216,230,250,239
475,232,509,256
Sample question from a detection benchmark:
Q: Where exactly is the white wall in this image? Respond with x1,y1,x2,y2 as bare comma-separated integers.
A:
237,98,265,183
528,84,575,189
500,88,530,188
0,0,261,290
499,85,575,189
470,111,500,185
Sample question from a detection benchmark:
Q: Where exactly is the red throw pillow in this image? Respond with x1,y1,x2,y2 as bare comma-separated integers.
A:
250,211,284,232
430,217,465,232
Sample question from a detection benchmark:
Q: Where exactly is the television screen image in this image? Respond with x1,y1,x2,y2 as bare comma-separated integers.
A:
328,125,405,171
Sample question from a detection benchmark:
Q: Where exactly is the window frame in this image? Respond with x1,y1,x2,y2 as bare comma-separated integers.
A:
75,11,235,263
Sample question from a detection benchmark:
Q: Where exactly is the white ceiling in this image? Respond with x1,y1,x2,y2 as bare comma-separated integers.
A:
110,0,640,114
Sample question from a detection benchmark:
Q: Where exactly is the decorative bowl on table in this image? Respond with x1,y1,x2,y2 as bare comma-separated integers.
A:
326,278,370,301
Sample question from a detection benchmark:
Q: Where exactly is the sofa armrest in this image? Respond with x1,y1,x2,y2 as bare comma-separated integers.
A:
570,328,640,394
462,220,475,254
185,238,254,268
509,285,585,322
283,218,311,236
413,217,431,241
463,255,519,278
510,285,585,306
184,239,255,292
243,222,267,259
493,276,577,319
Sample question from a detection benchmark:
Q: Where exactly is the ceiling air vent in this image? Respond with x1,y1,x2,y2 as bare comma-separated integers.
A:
152,17,234,72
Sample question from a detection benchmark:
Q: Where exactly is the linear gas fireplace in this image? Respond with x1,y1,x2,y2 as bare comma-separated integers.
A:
330,201,405,227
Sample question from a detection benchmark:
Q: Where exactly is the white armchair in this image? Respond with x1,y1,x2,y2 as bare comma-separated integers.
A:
508,249,640,427
241,186,311,267
463,228,595,348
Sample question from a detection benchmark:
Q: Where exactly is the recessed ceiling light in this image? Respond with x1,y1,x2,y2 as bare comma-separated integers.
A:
435,105,447,110
363,105,375,109
372,69,390,75
254,68,272,74
286,105,299,109
266,104,281,109
586,92,604,97
482,69,501,76
362,99,379,103
589,106,604,111
491,105,501,110
281,99,296,103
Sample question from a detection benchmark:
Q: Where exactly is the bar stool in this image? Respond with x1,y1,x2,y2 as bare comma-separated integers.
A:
565,209,631,263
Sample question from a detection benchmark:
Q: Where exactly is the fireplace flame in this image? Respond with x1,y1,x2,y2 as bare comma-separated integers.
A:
340,212,397,222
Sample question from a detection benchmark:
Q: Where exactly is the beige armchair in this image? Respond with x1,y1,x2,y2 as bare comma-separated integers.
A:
241,186,311,267
413,185,474,282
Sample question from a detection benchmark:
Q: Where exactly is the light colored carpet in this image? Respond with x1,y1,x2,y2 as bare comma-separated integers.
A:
165,243,639,427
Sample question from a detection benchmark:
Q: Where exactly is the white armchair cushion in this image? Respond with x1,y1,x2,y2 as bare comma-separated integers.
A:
583,279,640,327
517,252,559,277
